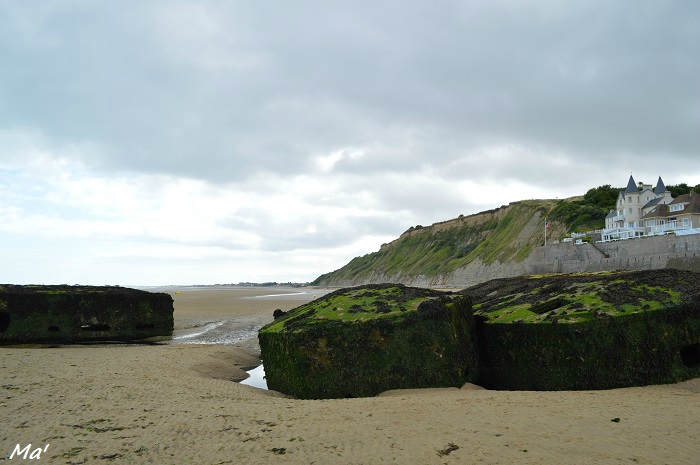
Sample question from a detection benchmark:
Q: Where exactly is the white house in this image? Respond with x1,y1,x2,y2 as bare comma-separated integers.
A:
602,175,674,241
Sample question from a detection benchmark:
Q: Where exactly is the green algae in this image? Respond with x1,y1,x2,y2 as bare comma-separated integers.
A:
0,284,173,343
463,269,700,390
472,275,683,324
259,284,479,399
263,286,429,333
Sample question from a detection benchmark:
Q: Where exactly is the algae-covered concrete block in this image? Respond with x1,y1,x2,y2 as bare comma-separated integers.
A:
0,284,174,343
462,269,700,390
259,284,478,399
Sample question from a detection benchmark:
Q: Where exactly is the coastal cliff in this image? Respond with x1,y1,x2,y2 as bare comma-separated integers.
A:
314,200,562,288
314,200,700,289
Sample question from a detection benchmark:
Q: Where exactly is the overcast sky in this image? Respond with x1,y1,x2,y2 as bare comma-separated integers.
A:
1,1,698,285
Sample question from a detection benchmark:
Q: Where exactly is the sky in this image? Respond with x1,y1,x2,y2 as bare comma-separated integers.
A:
1,1,699,286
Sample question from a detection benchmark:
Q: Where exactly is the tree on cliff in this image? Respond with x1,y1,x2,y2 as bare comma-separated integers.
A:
551,185,619,232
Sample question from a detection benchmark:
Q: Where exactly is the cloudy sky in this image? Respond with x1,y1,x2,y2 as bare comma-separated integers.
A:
1,1,698,285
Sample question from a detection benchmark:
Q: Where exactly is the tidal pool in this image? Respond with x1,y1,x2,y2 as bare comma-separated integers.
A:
240,364,268,390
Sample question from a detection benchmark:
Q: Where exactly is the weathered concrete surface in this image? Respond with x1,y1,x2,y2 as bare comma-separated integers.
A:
0,285,174,343
261,271,700,396
462,269,700,390
527,234,700,276
259,285,478,399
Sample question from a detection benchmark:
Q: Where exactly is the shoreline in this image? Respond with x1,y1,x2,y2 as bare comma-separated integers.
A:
2,286,698,464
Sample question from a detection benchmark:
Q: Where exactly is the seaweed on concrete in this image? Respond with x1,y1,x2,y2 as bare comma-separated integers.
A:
0,285,173,343
259,284,479,399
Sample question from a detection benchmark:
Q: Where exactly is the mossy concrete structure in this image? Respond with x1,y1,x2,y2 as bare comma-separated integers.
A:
259,285,478,399
0,285,174,343
463,269,700,390
261,271,699,398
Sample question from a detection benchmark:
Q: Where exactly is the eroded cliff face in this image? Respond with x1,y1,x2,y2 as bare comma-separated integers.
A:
315,200,564,288
315,197,700,289
320,258,530,289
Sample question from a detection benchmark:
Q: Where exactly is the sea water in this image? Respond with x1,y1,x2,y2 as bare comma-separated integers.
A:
165,288,333,345
168,320,260,345
240,364,268,389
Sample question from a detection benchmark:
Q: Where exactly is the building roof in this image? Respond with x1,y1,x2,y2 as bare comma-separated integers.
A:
624,175,638,193
669,190,700,213
605,210,617,219
642,191,700,219
654,176,667,194
641,204,668,220
642,197,664,210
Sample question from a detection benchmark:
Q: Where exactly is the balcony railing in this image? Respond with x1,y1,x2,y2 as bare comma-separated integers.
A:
648,221,690,234
600,227,645,242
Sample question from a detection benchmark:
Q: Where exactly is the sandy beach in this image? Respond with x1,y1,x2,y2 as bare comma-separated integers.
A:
1,287,699,464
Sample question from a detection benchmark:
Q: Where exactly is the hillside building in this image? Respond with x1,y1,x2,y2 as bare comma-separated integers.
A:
602,175,699,241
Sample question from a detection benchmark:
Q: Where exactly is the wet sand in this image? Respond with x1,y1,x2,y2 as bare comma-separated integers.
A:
1,286,699,464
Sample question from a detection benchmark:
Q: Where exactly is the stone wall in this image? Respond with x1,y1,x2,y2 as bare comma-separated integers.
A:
527,234,700,276
324,234,700,289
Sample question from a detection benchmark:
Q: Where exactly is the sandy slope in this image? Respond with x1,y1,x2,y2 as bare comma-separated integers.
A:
1,287,698,464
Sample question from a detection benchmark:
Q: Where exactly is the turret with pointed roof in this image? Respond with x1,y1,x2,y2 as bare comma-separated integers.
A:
654,176,667,194
606,174,677,237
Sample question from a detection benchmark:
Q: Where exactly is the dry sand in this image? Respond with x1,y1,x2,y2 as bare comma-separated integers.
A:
1,287,699,464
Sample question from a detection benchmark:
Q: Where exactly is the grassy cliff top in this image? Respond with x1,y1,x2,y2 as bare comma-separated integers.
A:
261,284,451,333
313,200,561,286
462,269,698,325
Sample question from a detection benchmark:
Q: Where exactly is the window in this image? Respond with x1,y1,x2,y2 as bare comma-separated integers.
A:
629,208,632,214
670,204,684,212
684,218,690,226
646,220,655,227
628,196,632,202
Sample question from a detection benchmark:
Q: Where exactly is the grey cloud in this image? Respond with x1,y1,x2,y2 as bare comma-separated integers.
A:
1,1,698,186
218,205,405,252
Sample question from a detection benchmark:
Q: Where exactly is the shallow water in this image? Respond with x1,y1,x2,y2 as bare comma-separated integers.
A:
166,288,334,345
239,364,268,389
167,320,262,345
243,290,332,300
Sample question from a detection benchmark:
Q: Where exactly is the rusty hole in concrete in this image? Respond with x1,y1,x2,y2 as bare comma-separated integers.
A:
680,343,700,368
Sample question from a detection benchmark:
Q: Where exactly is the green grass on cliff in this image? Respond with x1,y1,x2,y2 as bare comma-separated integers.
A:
314,201,552,284
314,183,700,285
